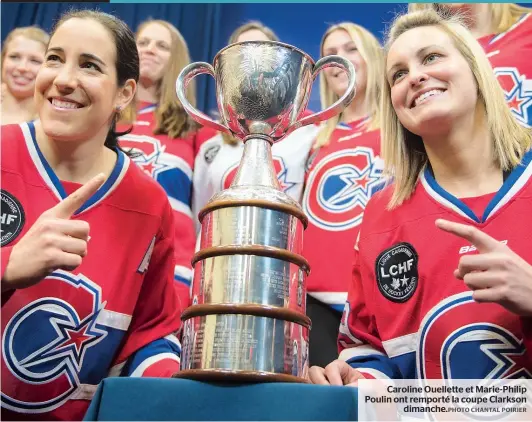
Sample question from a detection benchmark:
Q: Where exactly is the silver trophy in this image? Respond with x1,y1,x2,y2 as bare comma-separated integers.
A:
174,41,355,383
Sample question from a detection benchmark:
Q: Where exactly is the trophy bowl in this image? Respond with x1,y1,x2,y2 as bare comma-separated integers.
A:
174,40,356,382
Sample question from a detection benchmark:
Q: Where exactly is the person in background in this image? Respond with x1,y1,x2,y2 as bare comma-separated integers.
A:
118,19,201,308
1,10,183,420
192,21,319,231
410,3,532,127
302,22,384,367
309,9,532,385
1,26,49,125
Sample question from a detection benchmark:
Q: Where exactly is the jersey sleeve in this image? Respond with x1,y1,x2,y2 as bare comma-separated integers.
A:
112,201,184,378
338,239,403,380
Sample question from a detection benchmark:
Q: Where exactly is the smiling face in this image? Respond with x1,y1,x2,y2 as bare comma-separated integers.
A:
386,25,478,137
136,22,172,86
322,29,367,98
2,35,45,99
35,18,132,143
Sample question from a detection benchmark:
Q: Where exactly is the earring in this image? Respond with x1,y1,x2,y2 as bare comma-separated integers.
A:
115,106,122,112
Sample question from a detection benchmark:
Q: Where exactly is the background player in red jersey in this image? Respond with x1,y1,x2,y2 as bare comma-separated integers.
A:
302,22,384,367
118,19,202,309
410,3,532,127
309,9,532,385
1,26,49,125
1,10,183,420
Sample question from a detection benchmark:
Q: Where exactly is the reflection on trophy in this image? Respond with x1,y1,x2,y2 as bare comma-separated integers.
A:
174,41,355,382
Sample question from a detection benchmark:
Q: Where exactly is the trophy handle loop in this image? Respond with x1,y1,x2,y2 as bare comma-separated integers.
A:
288,55,356,133
176,62,231,134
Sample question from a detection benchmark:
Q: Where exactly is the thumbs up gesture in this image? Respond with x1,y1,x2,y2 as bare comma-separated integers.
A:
436,219,532,316
2,174,106,291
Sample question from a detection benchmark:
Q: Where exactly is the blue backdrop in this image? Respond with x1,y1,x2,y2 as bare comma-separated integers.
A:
1,2,407,113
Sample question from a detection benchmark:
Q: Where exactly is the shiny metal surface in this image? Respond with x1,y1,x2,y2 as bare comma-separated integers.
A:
192,254,307,311
199,206,304,253
180,313,309,378
174,41,356,382
176,41,356,142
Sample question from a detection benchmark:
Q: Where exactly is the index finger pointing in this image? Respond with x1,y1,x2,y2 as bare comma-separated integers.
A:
50,173,106,219
435,219,500,253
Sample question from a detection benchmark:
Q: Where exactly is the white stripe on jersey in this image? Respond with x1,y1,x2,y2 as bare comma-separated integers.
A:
382,332,418,358
96,309,132,331
339,345,387,361
308,292,347,305
168,197,193,218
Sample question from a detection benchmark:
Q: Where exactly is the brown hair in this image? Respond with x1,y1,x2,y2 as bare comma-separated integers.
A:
122,19,198,139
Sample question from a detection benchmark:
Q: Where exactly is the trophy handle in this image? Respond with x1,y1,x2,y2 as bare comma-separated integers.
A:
176,62,232,134
289,55,356,133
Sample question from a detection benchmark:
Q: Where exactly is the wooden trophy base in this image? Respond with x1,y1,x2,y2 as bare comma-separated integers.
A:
173,369,309,384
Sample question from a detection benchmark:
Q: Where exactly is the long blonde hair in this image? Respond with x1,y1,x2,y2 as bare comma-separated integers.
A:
381,9,532,209
222,21,279,146
408,3,532,34
314,23,384,149
122,19,197,139
1,26,49,71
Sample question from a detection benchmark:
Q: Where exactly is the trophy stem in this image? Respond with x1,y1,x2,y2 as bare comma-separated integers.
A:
231,136,281,190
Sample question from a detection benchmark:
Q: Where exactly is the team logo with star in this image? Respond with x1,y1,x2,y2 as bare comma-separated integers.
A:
495,67,532,127
2,271,108,413
222,156,295,191
303,147,384,231
119,134,171,177
418,292,531,420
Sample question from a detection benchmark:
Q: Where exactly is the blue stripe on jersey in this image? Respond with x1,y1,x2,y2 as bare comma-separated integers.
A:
423,149,532,223
483,148,532,220
390,352,417,379
330,304,344,313
157,168,192,206
138,104,157,115
174,274,192,287
28,121,68,199
78,151,125,213
121,336,181,376
27,121,128,215
423,167,479,222
347,354,403,379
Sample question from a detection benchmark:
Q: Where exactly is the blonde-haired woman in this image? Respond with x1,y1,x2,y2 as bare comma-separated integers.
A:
301,22,384,368
118,19,200,309
410,3,532,127
310,9,532,385
1,26,49,125
192,21,318,232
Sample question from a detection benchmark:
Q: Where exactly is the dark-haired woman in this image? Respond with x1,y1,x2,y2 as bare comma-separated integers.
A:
1,10,182,420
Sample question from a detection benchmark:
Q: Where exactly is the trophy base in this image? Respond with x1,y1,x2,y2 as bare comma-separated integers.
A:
173,369,308,384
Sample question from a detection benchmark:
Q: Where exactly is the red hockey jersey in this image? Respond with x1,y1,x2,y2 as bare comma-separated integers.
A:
1,123,182,420
479,13,532,127
118,102,197,308
302,119,384,311
339,149,532,381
